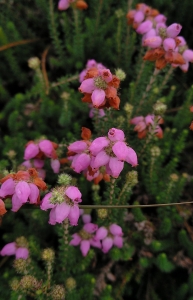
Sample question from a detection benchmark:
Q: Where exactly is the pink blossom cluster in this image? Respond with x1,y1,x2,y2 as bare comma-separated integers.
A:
127,3,193,71
58,0,88,11
68,127,138,180
79,59,106,83
0,169,47,212
78,67,121,109
22,139,61,179
70,210,123,256
130,114,163,139
0,242,29,260
40,186,82,226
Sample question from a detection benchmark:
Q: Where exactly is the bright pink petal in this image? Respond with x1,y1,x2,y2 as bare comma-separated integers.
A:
80,240,90,256
183,49,193,62
51,159,60,173
39,140,54,157
40,192,55,210
68,205,80,226
79,78,95,93
55,202,71,223
108,157,124,178
102,237,113,253
95,227,108,240
91,89,106,107
28,183,39,204
11,194,23,212
70,233,81,246
15,181,31,203
24,143,39,160
65,186,82,201
108,128,125,142
113,236,123,248
166,23,182,38
100,69,113,83
89,137,109,156
72,153,91,173
0,242,16,256
112,141,130,161
134,10,144,23
21,160,32,169
163,38,176,51
90,238,101,248
58,0,70,10
125,147,138,167
68,141,88,153
0,178,15,197
82,214,91,224
143,36,162,48
130,116,144,125
109,224,123,236
154,14,167,24
15,247,29,259
136,20,153,34
83,223,98,233
49,207,57,225
93,151,110,168
145,115,154,125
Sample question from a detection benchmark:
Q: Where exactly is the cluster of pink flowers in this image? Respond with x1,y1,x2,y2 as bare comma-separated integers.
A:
0,241,29,260
22,139,61,179
78,66,121,109
79,59,106,83
127,3,193,71
0,169,47,212
130,114,163,139
70,210,123,256
68,127,138,180
58,0,88,11
40,186,82,226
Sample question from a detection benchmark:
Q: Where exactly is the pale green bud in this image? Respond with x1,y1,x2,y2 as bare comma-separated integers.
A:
50,285,65,300
65,277,76,291
20,275,39,290
28,57,40,69
115,9,124,18
126,171,138,186
150,146,161,157
42,248,55,262
170,174,179,182
115,68,126,81
58,174,72,186
153,101,167,115
97,208,108,219
10,278,20,291
13,258,29,274
15,236,28,248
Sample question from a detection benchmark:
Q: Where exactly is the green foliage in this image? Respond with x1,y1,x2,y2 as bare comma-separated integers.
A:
1,0,193,299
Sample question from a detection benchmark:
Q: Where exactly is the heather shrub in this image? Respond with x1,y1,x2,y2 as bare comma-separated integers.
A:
1,1,193,299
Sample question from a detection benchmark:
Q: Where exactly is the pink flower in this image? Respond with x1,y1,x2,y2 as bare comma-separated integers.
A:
0,242,29,260
130,115,163,139
40,186,82,226
166,23,182,38
58,0,73,10
0,169,47,212
70,222,100,256
94,223,123,253
136,20,153,34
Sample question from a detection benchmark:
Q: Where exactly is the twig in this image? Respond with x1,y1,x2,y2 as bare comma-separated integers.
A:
41,46,50,95
0,38,39,52
51,75,79,87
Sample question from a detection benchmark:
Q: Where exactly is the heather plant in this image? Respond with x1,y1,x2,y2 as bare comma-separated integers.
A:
1,1,193,300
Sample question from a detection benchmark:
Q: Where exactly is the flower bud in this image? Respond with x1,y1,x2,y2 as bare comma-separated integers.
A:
97,208,108,219
60,92,70,101
15,236,28,248
20,275,39,290
10,278,20,291
42,248,55,262
91,184,100,191
124,103,133,115
153,101,167,115
28,57,40,69
150,146,161,157
65,277,76,291
126,171,138,186
115,68,126,81
6,150,16,159
170,173,179,182
50,285,65,300
57,174,72,186
13,258,29,274
115,9,124,18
